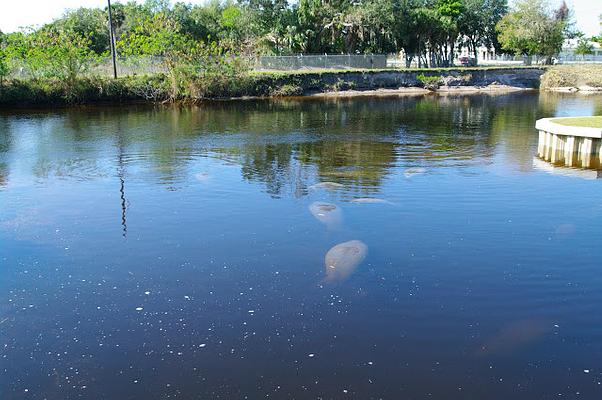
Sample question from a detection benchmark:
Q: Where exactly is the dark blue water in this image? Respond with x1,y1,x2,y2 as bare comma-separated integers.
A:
2,92,602,399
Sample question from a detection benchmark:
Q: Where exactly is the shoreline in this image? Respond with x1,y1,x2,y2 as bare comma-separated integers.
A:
0,67,546,108
545,86,602,93
310,84,536,98
2,66,602,108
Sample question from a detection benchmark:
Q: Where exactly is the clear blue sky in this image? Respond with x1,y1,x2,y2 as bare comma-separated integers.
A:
0,0,600,36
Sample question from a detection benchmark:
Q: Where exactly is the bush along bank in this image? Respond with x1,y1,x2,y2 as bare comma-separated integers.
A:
0,67,547,107
540,65,602,92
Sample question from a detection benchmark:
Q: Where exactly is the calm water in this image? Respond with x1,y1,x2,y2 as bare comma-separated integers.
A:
2,93,602,399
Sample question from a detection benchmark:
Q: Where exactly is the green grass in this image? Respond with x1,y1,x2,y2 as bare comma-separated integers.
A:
550,116,602,128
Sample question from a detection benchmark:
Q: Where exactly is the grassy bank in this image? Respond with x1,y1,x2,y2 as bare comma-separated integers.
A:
550,116,602,128
0,66,546,107
540,65,602,90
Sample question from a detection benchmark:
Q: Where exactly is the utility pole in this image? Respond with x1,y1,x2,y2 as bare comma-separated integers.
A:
107,0,118,79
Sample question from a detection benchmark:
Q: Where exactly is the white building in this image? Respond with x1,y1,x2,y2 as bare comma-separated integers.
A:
456,45,498,62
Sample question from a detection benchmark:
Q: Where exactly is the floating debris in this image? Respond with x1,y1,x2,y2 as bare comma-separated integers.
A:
324,240,368,283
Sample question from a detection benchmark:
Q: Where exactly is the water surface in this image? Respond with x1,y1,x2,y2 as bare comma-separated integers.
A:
2,92,602,399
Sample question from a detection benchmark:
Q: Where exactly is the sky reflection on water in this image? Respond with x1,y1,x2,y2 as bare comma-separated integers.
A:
1,92,602,399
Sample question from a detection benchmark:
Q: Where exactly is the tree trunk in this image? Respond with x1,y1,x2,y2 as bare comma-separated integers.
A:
405,51,413,68
417,38,421,68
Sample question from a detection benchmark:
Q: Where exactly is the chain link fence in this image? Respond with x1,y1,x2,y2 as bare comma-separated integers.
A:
557,54,602,64
90,56,168,77
8,56,168,79
255,54,388,71
8,52,601,79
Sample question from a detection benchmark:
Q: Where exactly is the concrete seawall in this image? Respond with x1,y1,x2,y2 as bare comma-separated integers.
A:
536,118,602,169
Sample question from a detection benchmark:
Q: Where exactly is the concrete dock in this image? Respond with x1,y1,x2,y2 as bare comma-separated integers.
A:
536,118,602,168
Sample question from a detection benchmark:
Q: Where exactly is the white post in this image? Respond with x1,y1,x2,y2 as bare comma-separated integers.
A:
581,138,593,168
550,135,564,164
544,132,554,161
538,130,546,157
564,136,575,167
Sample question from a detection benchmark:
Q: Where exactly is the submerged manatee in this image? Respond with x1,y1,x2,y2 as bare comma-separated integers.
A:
309,182,345,191
404,167,427,178
324,240,368,283
476,319,552,356
194,172,211,182
309,202,343,229
351,198,394,205
555,223,576,237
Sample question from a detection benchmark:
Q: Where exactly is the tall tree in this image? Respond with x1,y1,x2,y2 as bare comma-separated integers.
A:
496,0,567,64
458,0,507,62
51,8,110,54
0,31,9,85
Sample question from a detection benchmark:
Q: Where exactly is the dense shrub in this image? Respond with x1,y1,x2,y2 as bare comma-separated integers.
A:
540,65,602,89
417,74,442,90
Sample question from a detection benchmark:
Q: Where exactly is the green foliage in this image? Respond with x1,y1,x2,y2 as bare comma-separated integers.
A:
115,11,250,100
51,7,110,54
0,0,579,87
496,0,567,62
574,34,595,58
0,56,8,85
221,6,242,29
458,0,507,60
417,73,442,89
0,66,548,106
0,34,9,85
116,13,190,57
269,83,303,96
3,28,98,83
342,0,396,54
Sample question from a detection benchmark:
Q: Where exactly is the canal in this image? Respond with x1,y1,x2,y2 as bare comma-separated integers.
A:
1,92,602,399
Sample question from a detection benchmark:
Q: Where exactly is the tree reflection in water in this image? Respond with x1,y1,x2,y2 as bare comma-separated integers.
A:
1,92,600,199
